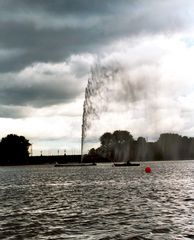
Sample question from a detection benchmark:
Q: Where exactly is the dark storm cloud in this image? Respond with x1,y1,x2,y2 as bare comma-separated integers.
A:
0,105,25,118
0,68,82,108
2,0,107,14
0,0,192,73
0,83,80,107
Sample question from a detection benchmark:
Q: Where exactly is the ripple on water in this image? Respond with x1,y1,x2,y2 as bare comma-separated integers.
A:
0,161,194,239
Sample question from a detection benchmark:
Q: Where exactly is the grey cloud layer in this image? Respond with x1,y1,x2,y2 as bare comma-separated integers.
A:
1,0,194,148
0,0,193,72
0,73,82,108
1,0,194,122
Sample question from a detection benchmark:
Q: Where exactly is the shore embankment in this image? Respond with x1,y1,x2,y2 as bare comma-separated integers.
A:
25,154,108,165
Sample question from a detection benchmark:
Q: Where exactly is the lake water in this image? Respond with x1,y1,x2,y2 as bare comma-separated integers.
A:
0,161,194,240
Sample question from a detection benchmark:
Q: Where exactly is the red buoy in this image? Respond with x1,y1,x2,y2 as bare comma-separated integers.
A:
145,166,152,173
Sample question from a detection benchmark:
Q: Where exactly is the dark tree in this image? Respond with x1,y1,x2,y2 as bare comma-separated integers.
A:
100,132,113,148
0,134,31,165
89,130,194,162
88,148,97,156
157,133,182,160
112,130,133,144
135,137,148,161
98,132,113,158
98,130,134,162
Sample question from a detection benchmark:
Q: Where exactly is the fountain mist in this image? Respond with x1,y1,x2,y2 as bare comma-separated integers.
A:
81,63,119,158
80,61,160,160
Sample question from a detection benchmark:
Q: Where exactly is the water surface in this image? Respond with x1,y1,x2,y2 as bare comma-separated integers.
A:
0,161,194,239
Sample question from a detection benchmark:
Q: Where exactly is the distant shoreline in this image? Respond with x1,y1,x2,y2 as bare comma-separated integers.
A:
0,156,194,166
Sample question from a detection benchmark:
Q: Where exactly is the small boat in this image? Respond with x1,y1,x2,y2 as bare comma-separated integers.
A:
113,161,140,167
55,162,96,167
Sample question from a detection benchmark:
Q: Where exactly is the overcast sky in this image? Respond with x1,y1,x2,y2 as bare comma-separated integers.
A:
1,0,194,155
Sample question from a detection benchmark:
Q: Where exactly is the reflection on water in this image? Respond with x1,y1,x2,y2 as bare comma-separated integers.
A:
0,161,194,239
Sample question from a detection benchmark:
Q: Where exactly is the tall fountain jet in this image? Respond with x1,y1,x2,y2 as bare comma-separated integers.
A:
80,63,119,161
81,68,97,161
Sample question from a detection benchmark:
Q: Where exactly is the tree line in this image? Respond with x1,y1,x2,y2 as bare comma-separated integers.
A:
0,134,31,165
88,130,194,162
1,131,194,165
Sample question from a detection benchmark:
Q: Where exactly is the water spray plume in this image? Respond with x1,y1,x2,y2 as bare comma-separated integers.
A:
81,63,119,160
80,60,158,161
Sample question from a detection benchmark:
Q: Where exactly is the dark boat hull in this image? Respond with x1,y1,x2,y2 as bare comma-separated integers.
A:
114,162,140,167
55,163,96,167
